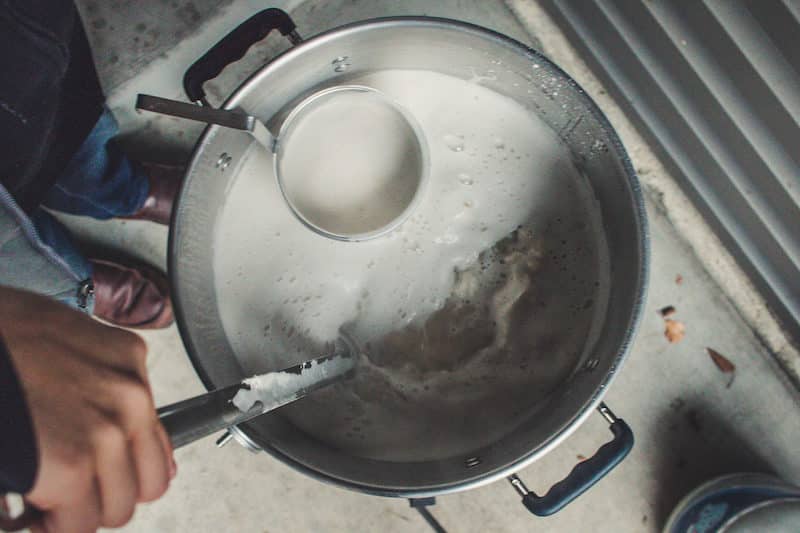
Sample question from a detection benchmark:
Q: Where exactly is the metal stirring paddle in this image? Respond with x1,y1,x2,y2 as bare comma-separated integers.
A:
158,351,354,448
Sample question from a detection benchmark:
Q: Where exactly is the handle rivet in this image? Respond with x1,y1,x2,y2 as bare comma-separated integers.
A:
216,153,232,170
332,56,351,72
216,430,234,448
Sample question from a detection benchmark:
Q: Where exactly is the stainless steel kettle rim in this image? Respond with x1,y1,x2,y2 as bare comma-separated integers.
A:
167,12,649,510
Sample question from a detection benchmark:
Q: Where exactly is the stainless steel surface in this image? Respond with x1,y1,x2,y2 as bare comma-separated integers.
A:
215,431,233,448
663,473,800,533
228,425,262,454
541,0,800,344
597,402,617,424
136,94,275,150
273,84,429,241
157,353,354,449
508,474,530,497
287,30,304,45
726,500,800,533
169,17,648,496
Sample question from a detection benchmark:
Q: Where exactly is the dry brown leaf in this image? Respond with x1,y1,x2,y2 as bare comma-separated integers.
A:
707,348,735,373
576,454,587,462
660,305,676,317
675,274,683,285
665,319,685,343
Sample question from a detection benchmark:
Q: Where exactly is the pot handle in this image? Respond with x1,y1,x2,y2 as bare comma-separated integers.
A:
183,8,302,106
508,403,633,516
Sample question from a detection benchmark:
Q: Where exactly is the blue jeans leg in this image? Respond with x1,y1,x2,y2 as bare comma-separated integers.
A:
29,108,151,311
42,108,150,219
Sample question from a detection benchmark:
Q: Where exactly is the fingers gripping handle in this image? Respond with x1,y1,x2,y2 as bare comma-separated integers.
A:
508,403,634,517
183,8,301,105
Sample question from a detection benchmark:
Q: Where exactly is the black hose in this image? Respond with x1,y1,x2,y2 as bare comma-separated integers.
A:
414,506,447,533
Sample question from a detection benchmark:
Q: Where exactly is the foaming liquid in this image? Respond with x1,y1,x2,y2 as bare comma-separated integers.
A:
213,69,609,461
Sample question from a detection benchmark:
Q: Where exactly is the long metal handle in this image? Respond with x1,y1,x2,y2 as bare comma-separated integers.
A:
137,94,254,130
136,94,274,150
157,352,354,449
156,383,259,449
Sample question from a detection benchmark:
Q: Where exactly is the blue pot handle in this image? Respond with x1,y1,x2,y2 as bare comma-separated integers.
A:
508,403,634,516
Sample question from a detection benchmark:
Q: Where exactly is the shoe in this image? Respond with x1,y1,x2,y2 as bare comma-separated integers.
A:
90,259,173,329
124,162,184,225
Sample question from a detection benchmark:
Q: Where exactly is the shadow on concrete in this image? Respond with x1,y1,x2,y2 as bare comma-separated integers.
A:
117,131,193,167
650,395,774,527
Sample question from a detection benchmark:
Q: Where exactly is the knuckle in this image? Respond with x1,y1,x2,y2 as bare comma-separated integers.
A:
114,381,155,432
90,419,125,448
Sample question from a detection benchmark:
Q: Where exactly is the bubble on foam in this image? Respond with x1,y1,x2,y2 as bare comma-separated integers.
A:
458,173,474,186
443,133,465,152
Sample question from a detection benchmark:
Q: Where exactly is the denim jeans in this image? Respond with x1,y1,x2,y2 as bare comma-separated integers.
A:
30,109,150,281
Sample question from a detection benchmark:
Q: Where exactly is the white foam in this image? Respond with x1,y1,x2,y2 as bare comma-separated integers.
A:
216,70,581,360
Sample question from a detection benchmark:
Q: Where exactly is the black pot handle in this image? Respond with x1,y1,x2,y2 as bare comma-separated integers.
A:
183,8,302,106
508,403,633,517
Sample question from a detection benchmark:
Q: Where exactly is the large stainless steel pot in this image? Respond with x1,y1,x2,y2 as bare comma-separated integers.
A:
168,8,648,517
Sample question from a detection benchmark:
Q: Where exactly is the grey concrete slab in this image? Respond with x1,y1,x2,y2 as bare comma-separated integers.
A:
52,1,800,532
504,0,800,386
78,0,235,92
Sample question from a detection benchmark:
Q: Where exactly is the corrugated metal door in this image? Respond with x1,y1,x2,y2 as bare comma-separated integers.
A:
541,0,800,341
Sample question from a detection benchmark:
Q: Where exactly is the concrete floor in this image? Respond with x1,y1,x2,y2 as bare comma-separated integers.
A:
59,1,800,531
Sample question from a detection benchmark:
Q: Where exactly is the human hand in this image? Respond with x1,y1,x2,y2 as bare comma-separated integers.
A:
0,287,175,532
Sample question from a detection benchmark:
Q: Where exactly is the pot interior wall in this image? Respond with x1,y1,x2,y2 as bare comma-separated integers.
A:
170,19,646,494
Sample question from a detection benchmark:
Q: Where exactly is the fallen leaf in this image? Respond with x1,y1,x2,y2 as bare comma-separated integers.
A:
665,319,685,343
576,454,587,462
707,348,735,373
660,305,676,317
707,348,736,388
676,274,683,285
